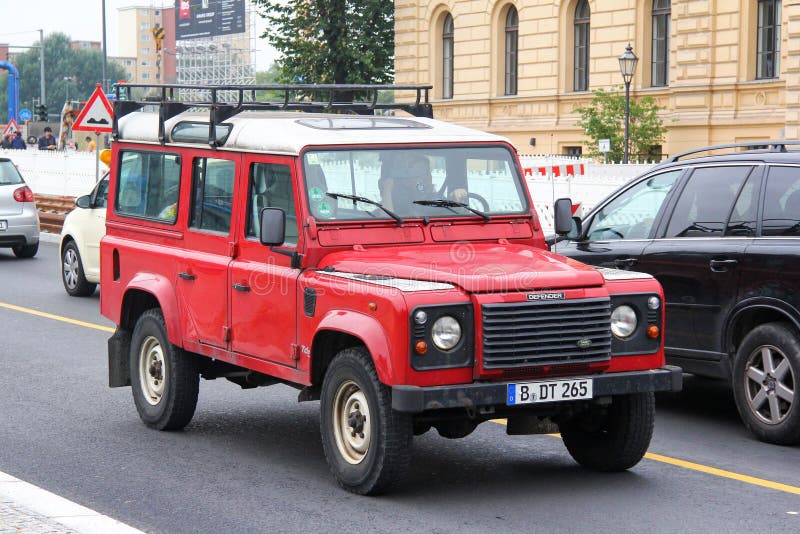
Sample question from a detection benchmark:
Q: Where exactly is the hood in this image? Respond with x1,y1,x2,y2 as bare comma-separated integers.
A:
318,243,604,293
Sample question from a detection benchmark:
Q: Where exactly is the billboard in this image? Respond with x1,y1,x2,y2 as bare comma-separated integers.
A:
175,0,246,40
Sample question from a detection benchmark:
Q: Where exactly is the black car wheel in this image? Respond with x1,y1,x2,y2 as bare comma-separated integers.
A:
733,323,800,445
12,242,38,258
320,347,412,495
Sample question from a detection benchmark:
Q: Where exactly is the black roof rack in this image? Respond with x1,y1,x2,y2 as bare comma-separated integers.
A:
666,140,800,163
111,83,434,148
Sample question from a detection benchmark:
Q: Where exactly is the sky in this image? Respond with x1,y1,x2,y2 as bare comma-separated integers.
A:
0,0,278,70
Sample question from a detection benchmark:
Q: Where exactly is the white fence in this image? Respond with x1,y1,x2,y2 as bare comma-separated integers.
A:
3,148,659,233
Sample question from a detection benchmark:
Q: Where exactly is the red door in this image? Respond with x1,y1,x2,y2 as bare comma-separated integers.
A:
177,153,239,349
229,155,301,367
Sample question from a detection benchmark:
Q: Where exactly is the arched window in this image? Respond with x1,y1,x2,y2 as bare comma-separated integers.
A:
574,0,590,91
504,7,519,96
442,14,454,99
652,0,670,86
757,0,781,79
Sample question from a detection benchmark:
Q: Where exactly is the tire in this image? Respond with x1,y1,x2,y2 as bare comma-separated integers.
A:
130,309,199,431
732,322,800,445
61,241,97,296
320,347,412,495
12,242,38,258
560,392,655,471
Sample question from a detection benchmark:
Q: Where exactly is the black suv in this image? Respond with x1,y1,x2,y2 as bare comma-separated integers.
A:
554,141,800,445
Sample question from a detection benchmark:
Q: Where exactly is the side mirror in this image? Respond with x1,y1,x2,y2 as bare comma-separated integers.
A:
260,207,286,246
75,195,91,209
553,198,573,236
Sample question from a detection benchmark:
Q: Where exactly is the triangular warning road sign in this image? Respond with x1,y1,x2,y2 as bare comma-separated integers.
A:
73,84,114,133
2,118,19,137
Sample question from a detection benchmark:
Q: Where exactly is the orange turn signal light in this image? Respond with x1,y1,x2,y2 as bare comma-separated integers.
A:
368,302,378,311
415,341,428,354
647,325,660,339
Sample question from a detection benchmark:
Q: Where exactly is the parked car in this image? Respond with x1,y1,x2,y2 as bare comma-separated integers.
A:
100,83,681,495
554,141,800,444
60,174,108,296
0,157,39,258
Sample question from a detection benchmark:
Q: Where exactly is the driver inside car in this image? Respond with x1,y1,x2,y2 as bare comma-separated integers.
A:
379,154,468,215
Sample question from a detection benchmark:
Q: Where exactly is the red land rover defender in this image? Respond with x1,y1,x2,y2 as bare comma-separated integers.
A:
101,84,681,494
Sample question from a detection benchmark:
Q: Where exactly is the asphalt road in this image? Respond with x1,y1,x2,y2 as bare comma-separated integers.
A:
0,241,798,533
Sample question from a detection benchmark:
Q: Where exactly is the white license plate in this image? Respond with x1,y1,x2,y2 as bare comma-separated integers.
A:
507,378,593,405
0,220,6,231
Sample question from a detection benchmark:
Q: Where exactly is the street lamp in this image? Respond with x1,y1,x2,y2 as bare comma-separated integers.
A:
618,43,639,164
63,76,76,103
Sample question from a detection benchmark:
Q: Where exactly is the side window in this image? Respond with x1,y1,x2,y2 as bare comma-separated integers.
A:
93,177,109,209
587,170,681,241
189,158,235,234
726,173,760,236
116,150,181,223
665,166,752,238
247,163,298,246
762,166,800,236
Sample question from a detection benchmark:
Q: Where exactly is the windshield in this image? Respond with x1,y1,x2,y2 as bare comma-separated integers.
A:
0,159,24,185
302,146,528,221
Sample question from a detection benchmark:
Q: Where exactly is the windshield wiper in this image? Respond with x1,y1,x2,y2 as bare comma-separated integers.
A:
413,199,490,222
326,192,403,224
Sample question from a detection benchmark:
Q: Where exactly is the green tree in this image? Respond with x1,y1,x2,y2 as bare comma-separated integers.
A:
0,32,126,121
576,88,666,162
254,63,283,100
253,0,394,85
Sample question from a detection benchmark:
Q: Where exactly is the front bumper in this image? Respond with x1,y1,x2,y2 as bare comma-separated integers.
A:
392,365,682,413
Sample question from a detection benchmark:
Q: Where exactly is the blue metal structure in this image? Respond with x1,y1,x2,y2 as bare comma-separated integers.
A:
0,61,20,123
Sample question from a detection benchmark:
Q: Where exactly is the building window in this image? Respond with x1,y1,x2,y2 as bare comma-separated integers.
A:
757,0,781,79
574,0,590,91
142,73,150,79
504,7,519,96
124,59,132,66
652,0,670,86
141,34,150,41
140,22,151,30
442,14,454,99
141,48,150,54
141,61,150,67
565,146,583,157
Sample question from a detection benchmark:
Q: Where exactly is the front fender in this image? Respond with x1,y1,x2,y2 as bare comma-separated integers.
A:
125,272,182,346
317,310,397,384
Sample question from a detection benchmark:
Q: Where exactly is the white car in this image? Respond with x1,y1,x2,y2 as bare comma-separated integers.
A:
60,175,107,296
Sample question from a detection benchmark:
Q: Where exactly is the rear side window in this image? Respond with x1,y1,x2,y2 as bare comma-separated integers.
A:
190,158,236,234
762,166,800,236
116,150,181,223
665,166,752,238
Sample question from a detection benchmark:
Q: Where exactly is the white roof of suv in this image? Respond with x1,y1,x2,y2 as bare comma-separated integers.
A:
117,111,508,155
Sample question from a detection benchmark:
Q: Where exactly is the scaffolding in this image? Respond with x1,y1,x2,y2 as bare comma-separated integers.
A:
174,2,257,102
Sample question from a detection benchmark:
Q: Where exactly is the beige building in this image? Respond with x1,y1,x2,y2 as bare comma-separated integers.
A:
118,5,165,83
395,0,799,158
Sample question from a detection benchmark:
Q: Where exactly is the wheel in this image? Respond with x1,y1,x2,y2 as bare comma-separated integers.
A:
130,309,199,431
320,347,412,495
61,241,97,296
12,242,38,258
560,392,654,471
732,323,800,445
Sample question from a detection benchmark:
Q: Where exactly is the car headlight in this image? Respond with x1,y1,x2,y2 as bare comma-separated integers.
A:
610,305,637,338
431,316,462,350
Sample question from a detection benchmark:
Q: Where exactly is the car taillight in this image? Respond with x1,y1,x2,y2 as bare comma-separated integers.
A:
13,186,35,203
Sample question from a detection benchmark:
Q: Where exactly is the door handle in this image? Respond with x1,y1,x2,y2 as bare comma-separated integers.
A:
710,259,738,272
614,258,638,269
178,272,195,281
232,283,251,292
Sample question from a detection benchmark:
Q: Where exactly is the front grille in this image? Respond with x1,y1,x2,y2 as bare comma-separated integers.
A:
481,297,612,369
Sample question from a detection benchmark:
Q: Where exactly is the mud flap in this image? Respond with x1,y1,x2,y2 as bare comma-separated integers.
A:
108,329,132,387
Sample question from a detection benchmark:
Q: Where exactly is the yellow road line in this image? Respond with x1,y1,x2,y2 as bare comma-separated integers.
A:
491,419,800,496
0,301,115,333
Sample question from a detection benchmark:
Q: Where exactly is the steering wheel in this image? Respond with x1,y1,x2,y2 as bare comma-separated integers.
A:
468,192,490,212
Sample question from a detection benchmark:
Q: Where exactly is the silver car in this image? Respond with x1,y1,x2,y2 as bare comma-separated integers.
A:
0,158,40,258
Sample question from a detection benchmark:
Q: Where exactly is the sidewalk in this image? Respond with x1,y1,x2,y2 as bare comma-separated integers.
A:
0,500,77,534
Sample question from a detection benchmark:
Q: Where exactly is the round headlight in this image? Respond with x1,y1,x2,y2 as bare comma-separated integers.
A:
647,296,661,310
611,305,638,338
431,316,462,350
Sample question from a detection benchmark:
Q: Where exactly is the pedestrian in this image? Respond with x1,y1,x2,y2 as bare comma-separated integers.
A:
84,136,96,153
0,134,11,149
38,127,57,151
10,132,27,150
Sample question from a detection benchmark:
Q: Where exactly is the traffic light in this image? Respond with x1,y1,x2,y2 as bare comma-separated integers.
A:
36,104,48,122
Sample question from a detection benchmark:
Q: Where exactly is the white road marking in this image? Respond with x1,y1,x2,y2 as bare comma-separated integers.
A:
0,470,144,534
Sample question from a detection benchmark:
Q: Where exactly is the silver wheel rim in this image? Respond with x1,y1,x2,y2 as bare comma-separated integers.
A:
744,345,795,425
331,380,371,465
63,248,79,290
139,336,166,406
